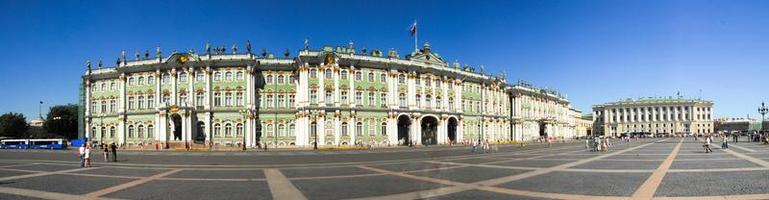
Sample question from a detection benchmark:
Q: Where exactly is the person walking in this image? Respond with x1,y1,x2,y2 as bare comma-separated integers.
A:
722,135,729,149
110,143,118,162
703,136,713,153
471,140,477,153
84,145,92,168
733,133,739,143
103,144,109,162
78,144,86,167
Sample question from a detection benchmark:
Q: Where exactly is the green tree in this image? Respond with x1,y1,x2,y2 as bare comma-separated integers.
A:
44,104,79,139
0,112,29,138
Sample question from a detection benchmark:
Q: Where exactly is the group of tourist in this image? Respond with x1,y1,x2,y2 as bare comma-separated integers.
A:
586,136,610,152
471,140,497,153
78,142,118,167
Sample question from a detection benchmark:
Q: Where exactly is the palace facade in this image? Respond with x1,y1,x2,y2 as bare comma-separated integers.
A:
592,98,714,137
82,42,582,149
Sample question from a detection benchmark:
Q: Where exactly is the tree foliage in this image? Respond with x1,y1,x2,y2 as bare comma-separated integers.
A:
44,104,79,139
0,112,29,138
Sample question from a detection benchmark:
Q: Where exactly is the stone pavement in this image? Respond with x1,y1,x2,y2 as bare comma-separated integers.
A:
1,137,769,200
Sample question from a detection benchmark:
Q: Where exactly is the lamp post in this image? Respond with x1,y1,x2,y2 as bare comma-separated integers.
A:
759,102,768,132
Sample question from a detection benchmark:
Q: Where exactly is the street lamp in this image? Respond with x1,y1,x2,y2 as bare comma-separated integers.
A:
759,102,768,131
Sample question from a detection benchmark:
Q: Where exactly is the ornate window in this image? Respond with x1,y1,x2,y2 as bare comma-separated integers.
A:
436,97,442,109
266,75,273,84
277,95,285,108
225,123,232,136
110,82,116,90
127,125,135,138
368,73,374,82
341,91,348,104
325,90,333,105
399,93,406,107
225,92,233,106
355,91,362,105
196,72,204,82
162,73,171,83
355,71,362,81
236,92,244,106
266,95,273,108
110,126,115,138
195,93,204,106
179,72,187,82
341,122,348,136
225,72,233,81
381,122,387,136
147,95,154,108
310,69,317,78
398,74,405,83
368,92,375,106
214,92,222,106
356,122,363,136
213,123,221,136
236,72,244,80
147,125,154,138
380,73,386,82
137,96,144,109
341,70,348,80
128,97,135,110
288,75,295,83
277,75,285,84
265,124,273,137
236,123,243,136
138,125,144,138
109,100,116,112
214,72,222,81
289,124,296,136
380,93,387,107
101,100,107,113
278,124,286,137
100,127,106,138
416,95,421,108
128,77,135,86
180,94,188,106
325,69,332,79
310,90,318,104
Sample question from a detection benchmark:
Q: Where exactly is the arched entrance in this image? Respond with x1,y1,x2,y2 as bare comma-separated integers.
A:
171,114,182,140
539,122,548,139
447,117,458,144
397,115,411,146
421,116,438,145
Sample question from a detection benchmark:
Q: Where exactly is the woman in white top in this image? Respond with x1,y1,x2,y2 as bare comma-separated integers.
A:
84,146,92,168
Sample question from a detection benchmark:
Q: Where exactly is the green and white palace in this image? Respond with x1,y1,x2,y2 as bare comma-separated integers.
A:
82,42,585,149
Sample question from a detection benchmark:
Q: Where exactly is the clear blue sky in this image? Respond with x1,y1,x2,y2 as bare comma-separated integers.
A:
1,0,768,120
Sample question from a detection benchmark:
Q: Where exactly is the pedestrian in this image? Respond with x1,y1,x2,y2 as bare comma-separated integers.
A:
722,135,729,149
585,139,589,150
103,144,109,162
602,138,609,152
733,133,738,143
110,143,118,162
472,140,477,153
703,136,713,153
78,144,86,167
84,145,92,168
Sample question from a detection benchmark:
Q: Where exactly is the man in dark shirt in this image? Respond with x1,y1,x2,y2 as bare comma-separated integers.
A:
110,143,117,162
